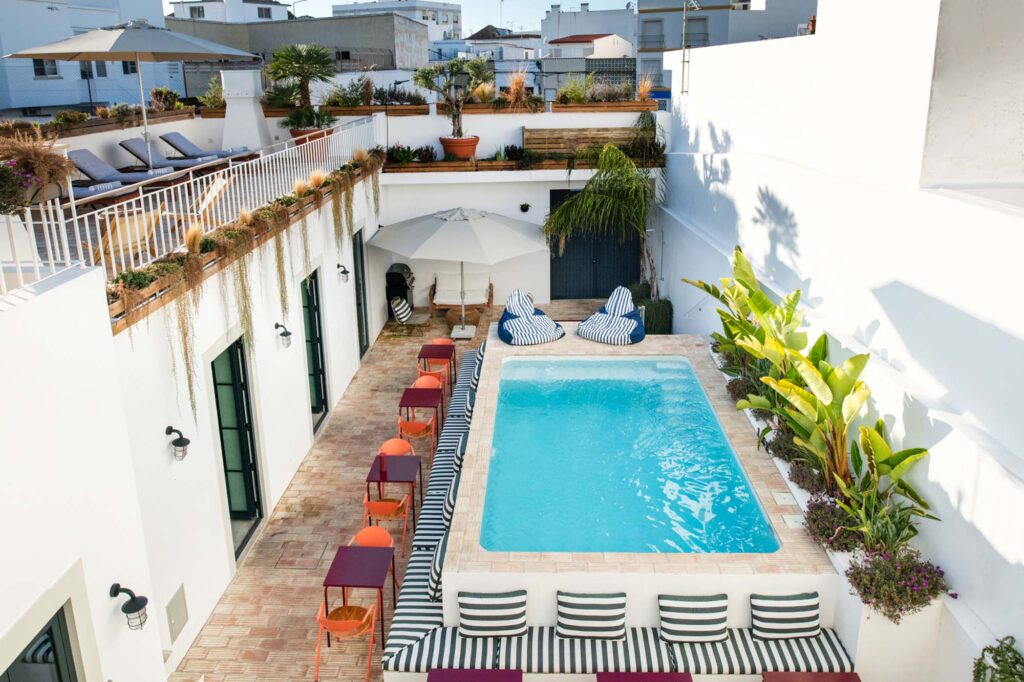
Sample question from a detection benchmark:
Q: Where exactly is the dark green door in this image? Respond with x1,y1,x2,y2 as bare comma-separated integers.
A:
211,339,262,557
352,230,370,356
1,609,77,682
302,269,329,432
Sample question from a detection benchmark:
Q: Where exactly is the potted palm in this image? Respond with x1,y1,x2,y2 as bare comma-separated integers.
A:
413,57,493,160
266,44,337,143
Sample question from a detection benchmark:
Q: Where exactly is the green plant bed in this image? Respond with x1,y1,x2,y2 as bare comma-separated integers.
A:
846,549,952,624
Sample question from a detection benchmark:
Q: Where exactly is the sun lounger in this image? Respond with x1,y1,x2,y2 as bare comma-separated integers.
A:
577,285,646,345
119,138,218,170
159,132,251,159
497,289,564,345
68,149,174,184
71,180,122,200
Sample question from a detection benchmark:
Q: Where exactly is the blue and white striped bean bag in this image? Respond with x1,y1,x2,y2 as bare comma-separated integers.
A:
498,289,565,346
577,286,645,345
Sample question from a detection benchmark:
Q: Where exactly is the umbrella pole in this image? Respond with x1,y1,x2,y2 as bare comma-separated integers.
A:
450,260,475,341
135,54,152,169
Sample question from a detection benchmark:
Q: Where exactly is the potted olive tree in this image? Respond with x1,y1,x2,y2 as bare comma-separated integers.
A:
266,44,337,142
413,57,492,160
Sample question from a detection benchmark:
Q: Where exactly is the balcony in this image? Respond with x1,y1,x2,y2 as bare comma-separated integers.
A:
639,34,666,49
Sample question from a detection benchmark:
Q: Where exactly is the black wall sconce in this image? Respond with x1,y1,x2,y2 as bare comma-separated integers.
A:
337,263,350,282
164,426,190,461
109,584,148,630
519,203,531,213
274,322,293,348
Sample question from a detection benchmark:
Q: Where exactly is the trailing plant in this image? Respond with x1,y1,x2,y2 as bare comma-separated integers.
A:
414,145,436,162
804,495,862,552
973,637,1024,682
846,549,951,624
413,56,493,138
789,459,826,495
266,44,335,109
198,79,225,108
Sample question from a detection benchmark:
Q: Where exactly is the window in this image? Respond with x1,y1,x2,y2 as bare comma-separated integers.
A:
340,50,351,60
79,62,92,79
257,6,271,18
95,61,107,77
440,12,448,23
33,59,58,78
1,608,79,682
122,61,138,75
453,14,458,23
77,59,108,80
189,5,205,18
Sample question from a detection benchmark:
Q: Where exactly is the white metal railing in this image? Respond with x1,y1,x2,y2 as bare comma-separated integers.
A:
0,115,385,299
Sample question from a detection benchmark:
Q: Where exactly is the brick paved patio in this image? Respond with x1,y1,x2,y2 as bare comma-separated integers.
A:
170,300,602,682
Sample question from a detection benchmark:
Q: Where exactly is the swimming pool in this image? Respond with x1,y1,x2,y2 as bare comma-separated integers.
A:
481,357,780,553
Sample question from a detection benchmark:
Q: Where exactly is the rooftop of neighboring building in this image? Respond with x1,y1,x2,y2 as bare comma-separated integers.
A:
548,33,613,44
467,25,542,41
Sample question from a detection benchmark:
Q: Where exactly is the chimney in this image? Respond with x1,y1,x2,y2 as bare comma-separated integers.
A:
581,2,589,10
551,4,561,12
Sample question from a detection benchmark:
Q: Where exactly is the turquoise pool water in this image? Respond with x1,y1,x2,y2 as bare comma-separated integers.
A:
481,357,780,553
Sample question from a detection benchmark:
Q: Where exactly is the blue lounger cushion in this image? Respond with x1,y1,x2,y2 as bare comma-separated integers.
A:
68,149,174,183
160,132,250,159
498,289,564,345
71,180,122,199
578,285,645,345
119,138,218,169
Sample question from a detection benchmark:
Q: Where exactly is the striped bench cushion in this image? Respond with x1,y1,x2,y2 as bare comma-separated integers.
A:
471,355,482,391
464,389,476,424
383,549,444,666
659,594,729,643
442,471,461,525
426,456,457,496
497,627,672,674
437,424,469,456
458,590,528,638
667,628,853,674
427,532,448,601
385,626,499,672
557,592,627,640
751,592,821,640
412,495,447,550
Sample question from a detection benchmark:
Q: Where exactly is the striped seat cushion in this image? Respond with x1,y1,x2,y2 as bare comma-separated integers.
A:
437,423,469,456
443,471,461,525
382,549,444,666
427,532,448,601
426,456,457,496
659,594,729,643
470,356,482,391
458,590,528,638
453,431,469,469
385,626,499,672
751,592,821,640
464,389,476,424
497,627,672,674
391,297,413,323
556,592,627,640
667,628,853,674
412,495,447,550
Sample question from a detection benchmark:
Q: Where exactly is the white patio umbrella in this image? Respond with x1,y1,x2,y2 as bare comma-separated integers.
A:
368,207,548,339
5,19,256,167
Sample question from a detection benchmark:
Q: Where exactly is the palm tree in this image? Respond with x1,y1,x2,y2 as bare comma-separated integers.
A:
543,144,664,296
266,44,334,110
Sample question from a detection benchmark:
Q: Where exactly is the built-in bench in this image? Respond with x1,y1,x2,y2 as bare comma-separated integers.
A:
522,127,636,157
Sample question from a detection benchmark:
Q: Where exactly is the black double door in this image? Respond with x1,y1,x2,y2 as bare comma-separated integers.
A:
548,189,641,299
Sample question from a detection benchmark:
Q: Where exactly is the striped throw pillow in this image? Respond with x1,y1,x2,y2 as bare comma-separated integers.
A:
442,471,461,527
556,592,627,640
427,532,448,602
391,297,412,324
658,594,728,643
464,389,476,424
750,592,820,640
453,431,469,470
458,590,528,638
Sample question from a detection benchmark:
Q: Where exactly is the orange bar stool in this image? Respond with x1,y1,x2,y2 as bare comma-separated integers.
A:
424,337,455,386
398,412,436,458
362,492,411,555
313,602,377,682
379,437,415,457
412,374,446,412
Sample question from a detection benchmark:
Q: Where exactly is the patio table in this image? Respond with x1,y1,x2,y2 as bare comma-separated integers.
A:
418,344,457,393
366,454,422,524
761,674,861,681
427,670,523,681
400,387,444,444
597,674,694,681
322,545,395,645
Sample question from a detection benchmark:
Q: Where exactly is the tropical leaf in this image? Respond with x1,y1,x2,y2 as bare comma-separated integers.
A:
827,353,870,399
888,448,929,482
683,278,724,304
762,377,819,420
841,386,871,424
786,351,834,404
807,333,829,366
731,247,759,291
736,394,772,411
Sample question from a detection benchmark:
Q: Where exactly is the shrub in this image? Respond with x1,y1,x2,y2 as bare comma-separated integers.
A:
264,82,300,108
52,110,89,129
442,152,458,162
113,267,159,290
198,80,225,108
556,74,589,104
846,549,951,624
109,103,141,126
503,144,524,161
588,79,634,102
387,143,415,164
413,144,436,162
789,459,826,495
804,495,862,552
766,423,803,461
726,376,759,404
628,280,651,302
324,75,373,107
974,636,1024,682
373,85,426,106
150,86,181,111
0,160,34,216
640,297,673,334
279,107,336,130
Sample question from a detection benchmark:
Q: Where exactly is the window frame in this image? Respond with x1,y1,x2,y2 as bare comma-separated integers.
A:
33,59,59,78
257,6,271,18
189,5,205,18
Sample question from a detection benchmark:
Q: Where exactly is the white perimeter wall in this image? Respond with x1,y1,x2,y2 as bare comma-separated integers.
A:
654,0,1024,677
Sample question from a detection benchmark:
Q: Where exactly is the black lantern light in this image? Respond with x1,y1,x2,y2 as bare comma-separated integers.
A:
164,426,190,460
274,322,293,348
109,584,148,630
337,263,350,282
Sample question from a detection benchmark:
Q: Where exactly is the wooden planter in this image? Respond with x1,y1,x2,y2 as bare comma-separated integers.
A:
384,160,477,173
261,106,293,118
324,104,428,117
476,160,519,171
552,101,658,113
437,103,542,116
200,108,225,119
0,109,196,139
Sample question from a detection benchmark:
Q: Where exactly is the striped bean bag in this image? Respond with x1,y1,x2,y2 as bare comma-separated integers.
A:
577,286,645,345
497,627,673,674
498,290,565,346
666,628,853,674
384,626,500,672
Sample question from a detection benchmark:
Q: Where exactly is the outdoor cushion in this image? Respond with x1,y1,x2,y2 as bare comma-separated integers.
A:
68,149,173,183
751,592,821,640
384,626,499,672
442,471,461,526
458,590,528,638
471,355,481,391
497,627,672,674
391,297,413,323
119,138,218,169
426,454,457,496
160,132,249,159
667,628,853,674
452,431,469,470
72,180,122,199
427,531,448,601
464,388,476,424
659,594,729,643
382,549,444,666
556,591,627,640
412,495,447,550
578,285,645,345
498,289,565,345
434,272,490,305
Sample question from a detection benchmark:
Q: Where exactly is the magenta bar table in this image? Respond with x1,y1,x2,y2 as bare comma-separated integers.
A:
597,674,694,681
322,545,395,644
427,670,523,681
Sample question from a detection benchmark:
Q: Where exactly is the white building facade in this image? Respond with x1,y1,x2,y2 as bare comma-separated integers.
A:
332,0,461,41
0,0,182,113
546,33,635,59
170,0,289,23
540,2,637,47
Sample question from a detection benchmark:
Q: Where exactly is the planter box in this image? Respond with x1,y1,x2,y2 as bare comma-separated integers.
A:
552,101,658,113
200,108,225,119
324,104,428,117
261,106,292,118
0,109,196,139
384,160,477,173
437,102,542,116
476,160,519,171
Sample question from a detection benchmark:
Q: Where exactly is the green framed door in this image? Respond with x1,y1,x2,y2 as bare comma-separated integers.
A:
302,269,329,432
1,608,78,682
352,230,370,356
211,339,262,557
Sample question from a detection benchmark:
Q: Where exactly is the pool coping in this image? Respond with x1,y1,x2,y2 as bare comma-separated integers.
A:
446,325,836,577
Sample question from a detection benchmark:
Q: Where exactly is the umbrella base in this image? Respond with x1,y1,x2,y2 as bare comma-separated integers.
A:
450,324,477,340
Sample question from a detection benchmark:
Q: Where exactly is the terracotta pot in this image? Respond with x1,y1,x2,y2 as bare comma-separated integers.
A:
440,135,480,160
289,128,333,146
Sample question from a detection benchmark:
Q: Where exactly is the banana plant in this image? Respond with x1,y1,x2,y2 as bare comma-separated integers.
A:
850,419,932,509
754,350,871,494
